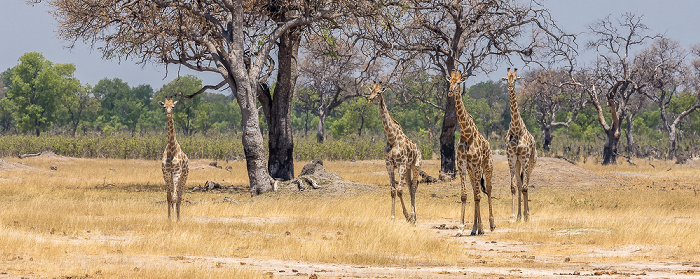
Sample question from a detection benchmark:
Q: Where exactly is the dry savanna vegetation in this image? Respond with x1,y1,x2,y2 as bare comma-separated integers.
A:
0,152,699,278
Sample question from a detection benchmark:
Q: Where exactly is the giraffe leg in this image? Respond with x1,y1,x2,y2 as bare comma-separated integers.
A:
396,164,410,222
485,161,496,232
471,173,483,236
406,165,418,224
166,188,173,221
457,169,468,236
524,148,536,221
172,174,181,222
163,168,173,221
522,158,532,222
386,162,397,221
515,161,523,222
507,152,517,220
179,162,188,222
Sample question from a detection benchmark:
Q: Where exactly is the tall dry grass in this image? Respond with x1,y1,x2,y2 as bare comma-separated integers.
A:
0,155,698,278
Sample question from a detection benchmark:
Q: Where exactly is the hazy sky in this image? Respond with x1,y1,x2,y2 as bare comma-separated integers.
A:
1,0,699,91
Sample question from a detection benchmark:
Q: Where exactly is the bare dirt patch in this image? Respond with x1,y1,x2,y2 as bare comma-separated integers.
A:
0,159,38,171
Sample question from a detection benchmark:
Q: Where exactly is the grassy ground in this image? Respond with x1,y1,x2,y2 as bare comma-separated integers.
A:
0,154,699,278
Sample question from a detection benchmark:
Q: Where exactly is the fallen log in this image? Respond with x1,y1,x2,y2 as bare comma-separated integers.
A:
19,152,42,159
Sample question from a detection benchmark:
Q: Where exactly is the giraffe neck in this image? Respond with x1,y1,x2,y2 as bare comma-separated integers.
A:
166,112,178,158
508,88,525,134
453,89,478,142
377,95,401,145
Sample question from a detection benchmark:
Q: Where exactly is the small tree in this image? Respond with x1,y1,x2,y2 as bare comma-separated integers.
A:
62,83,99,137
521,68,586,152
94,78,151,135
298,32,379,143
637,39,700,159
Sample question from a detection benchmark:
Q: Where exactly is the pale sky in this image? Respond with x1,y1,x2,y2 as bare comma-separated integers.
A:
1,0,699,90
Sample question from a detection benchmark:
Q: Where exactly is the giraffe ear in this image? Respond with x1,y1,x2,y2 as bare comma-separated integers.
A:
172,100,179,106
158,101,165,108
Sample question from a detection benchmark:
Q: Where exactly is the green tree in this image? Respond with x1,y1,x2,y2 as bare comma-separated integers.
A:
94,78,151,135
204,93,241,134
5,52,80,136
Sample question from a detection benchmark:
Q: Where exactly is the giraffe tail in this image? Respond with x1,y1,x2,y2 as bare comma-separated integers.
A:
480,176,486,194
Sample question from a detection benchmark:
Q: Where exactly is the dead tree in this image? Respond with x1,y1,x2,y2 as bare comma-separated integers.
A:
521,68,586,152
638,39,700,160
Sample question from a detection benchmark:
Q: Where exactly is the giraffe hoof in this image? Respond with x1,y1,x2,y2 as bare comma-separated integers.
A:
406,214,416,224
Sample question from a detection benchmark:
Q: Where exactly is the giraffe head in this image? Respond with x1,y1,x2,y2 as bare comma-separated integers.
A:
367,81,386,104
447,70,467,97
158,97,179,115
501,68,522,92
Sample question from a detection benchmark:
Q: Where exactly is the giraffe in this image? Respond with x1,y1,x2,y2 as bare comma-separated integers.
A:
367,82,422,224
502,68,537,222
159,97,189,221
447,70,495,236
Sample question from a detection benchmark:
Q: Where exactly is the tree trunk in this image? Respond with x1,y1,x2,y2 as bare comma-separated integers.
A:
439,95,457,178
304,110,309,135
602,128,619,165
229,0,273,196
72,120,80,137
358,114,365,136
668,125,678,160
625,115,635,157
316,108,326,143
241,106,274,196
266,27,300,181
542,125,553,152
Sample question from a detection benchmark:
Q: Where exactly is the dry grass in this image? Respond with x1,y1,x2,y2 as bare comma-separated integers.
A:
1,155,699,278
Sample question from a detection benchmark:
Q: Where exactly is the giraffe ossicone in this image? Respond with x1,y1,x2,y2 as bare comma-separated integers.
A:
160,96,189,221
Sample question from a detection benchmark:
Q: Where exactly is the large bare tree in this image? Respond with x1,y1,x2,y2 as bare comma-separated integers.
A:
568,13,658,165
352,0,574,178
47,0,345,195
